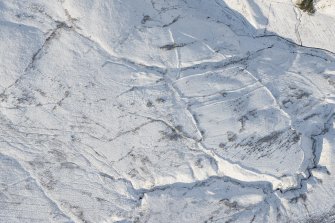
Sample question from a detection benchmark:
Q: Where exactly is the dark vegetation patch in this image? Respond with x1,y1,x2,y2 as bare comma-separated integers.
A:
219,143,226,149
195,158,204,168
161,126,183,141
227,131,237,142
160,43,187,50
162,15,180,27
141,15,151,24
298,0,315,14
156,97,166,103
238,110,257,132
233,129,301,157
146,100,153,107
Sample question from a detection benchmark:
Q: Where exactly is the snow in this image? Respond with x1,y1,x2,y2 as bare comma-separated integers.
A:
0,0,334,222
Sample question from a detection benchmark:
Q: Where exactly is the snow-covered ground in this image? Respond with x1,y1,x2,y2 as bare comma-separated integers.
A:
0,0,334,222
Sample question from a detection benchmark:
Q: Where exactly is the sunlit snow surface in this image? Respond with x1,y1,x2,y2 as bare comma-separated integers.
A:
0,0,335,222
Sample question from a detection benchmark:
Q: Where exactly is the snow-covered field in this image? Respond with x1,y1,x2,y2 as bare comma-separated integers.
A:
0,0,334,222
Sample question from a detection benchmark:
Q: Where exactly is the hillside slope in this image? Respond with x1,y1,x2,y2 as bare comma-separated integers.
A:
0,0,334,222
